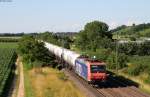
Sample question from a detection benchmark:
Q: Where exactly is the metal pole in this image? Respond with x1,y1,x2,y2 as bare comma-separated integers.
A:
116,34,118,73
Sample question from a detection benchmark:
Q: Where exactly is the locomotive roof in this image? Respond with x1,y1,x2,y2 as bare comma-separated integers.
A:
78,55,89,58
87,59,106,65
77,57,106,65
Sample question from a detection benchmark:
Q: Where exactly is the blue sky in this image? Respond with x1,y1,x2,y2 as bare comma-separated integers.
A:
0,0,150,33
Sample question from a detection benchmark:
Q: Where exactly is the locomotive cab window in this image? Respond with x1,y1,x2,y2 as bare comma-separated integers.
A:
90,65,106,73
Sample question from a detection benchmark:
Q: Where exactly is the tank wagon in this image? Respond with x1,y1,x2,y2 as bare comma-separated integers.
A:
45,42,107,83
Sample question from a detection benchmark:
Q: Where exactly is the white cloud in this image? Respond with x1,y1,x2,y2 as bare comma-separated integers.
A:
109,21,120,29
126,21,135,26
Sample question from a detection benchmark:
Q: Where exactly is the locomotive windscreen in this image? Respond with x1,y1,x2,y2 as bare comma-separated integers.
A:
90,65,106,73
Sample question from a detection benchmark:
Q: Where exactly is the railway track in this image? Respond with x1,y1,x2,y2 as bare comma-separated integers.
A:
108,76,150,97
65,69,108,97
65,69,150,97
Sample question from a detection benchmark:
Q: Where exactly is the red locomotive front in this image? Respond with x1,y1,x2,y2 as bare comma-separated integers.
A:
87,60,107,83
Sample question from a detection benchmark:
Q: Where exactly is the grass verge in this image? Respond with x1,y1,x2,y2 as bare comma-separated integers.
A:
117,71,150,94
24,63,34,97
23,65,85,97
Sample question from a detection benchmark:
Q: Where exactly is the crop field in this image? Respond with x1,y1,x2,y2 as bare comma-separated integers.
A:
0,37,21,43
0,42,18,49
0,47,17,96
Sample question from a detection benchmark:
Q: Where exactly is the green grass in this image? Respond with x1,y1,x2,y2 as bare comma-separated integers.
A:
0,42,18,49
23,63,34,97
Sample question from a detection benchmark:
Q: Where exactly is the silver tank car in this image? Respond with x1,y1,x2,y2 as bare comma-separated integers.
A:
45,42,80,67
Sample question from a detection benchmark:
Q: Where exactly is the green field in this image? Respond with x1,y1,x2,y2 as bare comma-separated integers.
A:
0,42,18,49
0,48,17,96
0,42,18,96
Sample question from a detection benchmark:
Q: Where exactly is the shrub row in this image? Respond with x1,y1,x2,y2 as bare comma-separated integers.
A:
0,38,19,42
111,41,150,56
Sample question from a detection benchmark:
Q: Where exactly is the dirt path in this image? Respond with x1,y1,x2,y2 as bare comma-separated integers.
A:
17,58,24,97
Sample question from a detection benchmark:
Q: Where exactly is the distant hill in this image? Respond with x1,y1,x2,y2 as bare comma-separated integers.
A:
111,23,150,37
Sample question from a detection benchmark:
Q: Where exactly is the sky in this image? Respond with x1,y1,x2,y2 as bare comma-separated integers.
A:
0,0,150,33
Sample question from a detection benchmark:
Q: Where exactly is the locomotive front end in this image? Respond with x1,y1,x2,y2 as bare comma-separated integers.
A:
88,60,108,83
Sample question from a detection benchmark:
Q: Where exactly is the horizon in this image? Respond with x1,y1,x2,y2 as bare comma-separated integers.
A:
0,0,150,33
0,22,149,34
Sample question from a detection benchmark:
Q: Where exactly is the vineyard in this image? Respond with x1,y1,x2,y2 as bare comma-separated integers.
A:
0,48,17,96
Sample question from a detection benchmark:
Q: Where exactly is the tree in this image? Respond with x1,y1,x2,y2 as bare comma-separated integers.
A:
138,41,150,55
75,21,112,51
75,30,89,50
107,52,116,69
111,25,127,33
84,21,109,38
130,36,136,41
61,36,71,49
37,31,60,45
18,35,55,68
106,52,128,70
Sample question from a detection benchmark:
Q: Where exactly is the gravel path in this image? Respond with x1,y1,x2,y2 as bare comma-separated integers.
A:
17,58,24,97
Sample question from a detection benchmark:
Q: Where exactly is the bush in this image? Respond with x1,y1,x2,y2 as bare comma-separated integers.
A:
58,72,68,81
18,35,56,69
127,64,145,76
118,53,128,69
0,38,19,42
116,41,150,56
106,52,128,70
106,52,116,69
130,37,136,41
145,76,150,84
128,55,150,81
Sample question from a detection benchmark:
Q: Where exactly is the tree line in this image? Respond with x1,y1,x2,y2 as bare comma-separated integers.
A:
116,41,150,56
36,32,72,49
0,38,19,42
112,23,150,37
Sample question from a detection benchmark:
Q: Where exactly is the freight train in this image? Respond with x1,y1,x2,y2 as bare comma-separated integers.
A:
45,42,107,83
